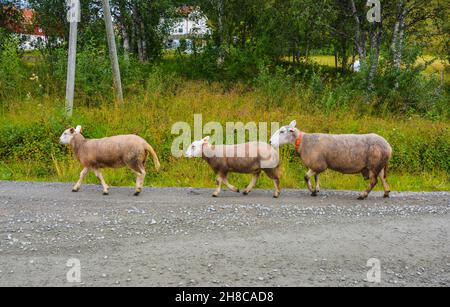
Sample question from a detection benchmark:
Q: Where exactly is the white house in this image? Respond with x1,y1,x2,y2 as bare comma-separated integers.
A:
2,8,48,50
169,10,209,37
164,6,209,51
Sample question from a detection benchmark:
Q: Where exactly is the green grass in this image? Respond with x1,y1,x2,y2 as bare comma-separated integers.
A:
310,55,449,82
0,80,449,192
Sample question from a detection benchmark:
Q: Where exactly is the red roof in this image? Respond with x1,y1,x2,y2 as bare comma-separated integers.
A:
178,5,194,16
1,7,45,36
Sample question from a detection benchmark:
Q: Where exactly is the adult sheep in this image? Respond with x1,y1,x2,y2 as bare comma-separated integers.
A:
185,137,282,198
59,126,160,196
270,121,392,199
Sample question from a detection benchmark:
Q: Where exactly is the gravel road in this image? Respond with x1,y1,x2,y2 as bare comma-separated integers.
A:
0,181,449,287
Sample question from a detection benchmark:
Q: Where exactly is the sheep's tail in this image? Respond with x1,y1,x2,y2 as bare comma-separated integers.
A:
145,143,161,171
387,143,393,159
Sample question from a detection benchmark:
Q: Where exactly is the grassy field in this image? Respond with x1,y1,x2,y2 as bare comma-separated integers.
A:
310,55,449,81
1,80,449,192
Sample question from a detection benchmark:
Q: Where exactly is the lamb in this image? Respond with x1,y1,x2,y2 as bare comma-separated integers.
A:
270,121,392,200
185,137,282,198
59,126,160,196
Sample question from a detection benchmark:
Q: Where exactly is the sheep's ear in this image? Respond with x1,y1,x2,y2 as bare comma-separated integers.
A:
75,125,82,134
69,128,75,134
288,120,297,132
202,136,210,144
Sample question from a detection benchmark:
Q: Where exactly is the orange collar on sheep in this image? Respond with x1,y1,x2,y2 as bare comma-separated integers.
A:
295,133,303,152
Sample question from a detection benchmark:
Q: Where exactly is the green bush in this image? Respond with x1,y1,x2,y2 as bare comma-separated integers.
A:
0,36,23,101
254,64,293,107
387,127,450,173
145,65,182,98
52,45,114,105
4,39,447,121
346,47,450,120
30,44,176,105
373,64,450,120
0,117,68,163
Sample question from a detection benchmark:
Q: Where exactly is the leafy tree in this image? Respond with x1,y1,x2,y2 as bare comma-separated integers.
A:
0,1,24,49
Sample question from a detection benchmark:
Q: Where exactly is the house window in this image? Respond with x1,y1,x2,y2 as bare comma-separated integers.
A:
178,28,183,34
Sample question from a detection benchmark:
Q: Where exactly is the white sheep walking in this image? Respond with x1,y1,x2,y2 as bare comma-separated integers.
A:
185,137,282,198
270,121,392,199
59,126,160,195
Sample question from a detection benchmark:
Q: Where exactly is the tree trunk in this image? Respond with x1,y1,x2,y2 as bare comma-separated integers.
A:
117,0,130,64
392,5,406,70
367,23,382,92
132,2,145,62
122,25,130,64
341,51,348,73
334,46,338,69
140,20,147,61
351,50,356,72
216,0,225,65
349,0,366,60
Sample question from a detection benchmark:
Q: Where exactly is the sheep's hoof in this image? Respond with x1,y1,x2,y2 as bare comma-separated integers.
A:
273,194,280,199
234,189,240,193
134,192,141,197
384,192,391,198
243,191,249,196
357,195,366,200
72,189,79,193
103,192,109,196
311,191,318,197
212,194,218,198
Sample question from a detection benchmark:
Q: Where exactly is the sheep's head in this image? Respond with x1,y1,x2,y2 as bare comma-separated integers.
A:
270,120,297,147
185,136,210,158
59,125,82,145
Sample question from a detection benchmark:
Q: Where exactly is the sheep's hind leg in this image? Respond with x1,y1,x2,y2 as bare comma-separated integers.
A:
133,170,146,196
221,173,239,193
243,173,260,195
212,175,224,197
358,171,378,200
94,169,110,195
264,168,281,198
379,167,391,198
72,167,89,192
130,164,146,196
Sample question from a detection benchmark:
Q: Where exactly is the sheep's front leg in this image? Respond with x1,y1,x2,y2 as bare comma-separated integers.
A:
94,169,110,195
243,173,259,195
312,174,320,197
72,167,89,192
223,176,240,193
304,169,316,195
212,175,223,197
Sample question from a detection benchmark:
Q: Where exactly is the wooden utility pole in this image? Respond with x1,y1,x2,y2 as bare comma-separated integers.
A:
65,1,79,118
102,0,124,106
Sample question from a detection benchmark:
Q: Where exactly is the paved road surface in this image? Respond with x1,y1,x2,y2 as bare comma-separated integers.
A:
0,181,449,287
